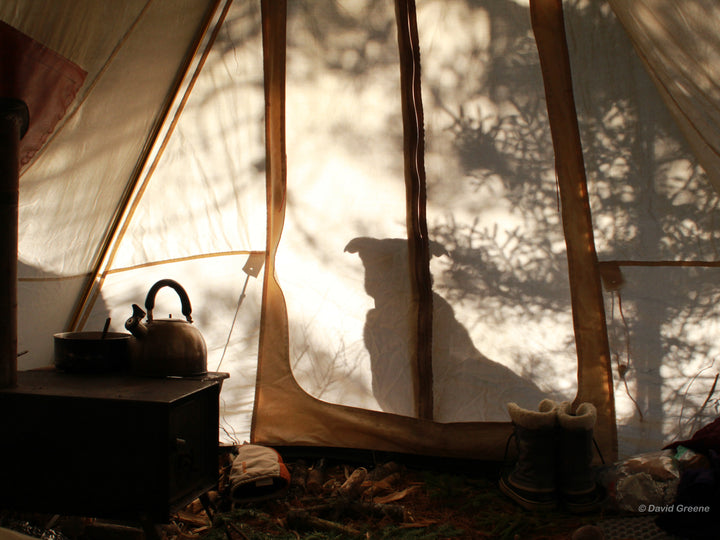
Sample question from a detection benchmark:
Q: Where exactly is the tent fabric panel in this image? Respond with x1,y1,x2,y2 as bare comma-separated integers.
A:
1,0,153,173
109,1,266,272
13,0,217,277
568,1,720,455
253,0,571,458
85,0,265,442
282,1,558,425
252,0,289,445
608,0,720,195
280,0,408,415
0,21,87,168
11,0,218,368
567,2,720,267
419,0,578,422
255,270,519,458
604,265,720,455
275,0,550,424
253,367,514,459
9,0,720,461
16,274,89,368
0,0,150,79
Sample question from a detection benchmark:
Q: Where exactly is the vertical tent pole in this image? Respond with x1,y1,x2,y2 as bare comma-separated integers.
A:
0,98,28,388
395,0,434,420
530,0,617,461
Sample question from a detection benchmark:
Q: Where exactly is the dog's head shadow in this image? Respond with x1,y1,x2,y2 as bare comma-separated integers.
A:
344,236,548,421
344,236,447,304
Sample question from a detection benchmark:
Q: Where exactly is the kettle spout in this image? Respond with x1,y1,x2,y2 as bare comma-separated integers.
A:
125,304,148,339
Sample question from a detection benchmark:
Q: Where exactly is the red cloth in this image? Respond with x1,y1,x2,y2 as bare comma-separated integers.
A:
0,20,86,169
665,416,720,454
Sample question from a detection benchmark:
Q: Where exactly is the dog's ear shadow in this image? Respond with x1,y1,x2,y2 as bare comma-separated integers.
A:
429,241,449,258
344,237,369,254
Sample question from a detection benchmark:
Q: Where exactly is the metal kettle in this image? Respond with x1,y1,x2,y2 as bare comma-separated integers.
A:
125,279,207,376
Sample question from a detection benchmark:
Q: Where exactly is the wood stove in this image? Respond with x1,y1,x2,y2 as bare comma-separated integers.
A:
0,370,228,523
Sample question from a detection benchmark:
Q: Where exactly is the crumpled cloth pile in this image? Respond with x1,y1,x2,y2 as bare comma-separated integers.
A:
228,444,291,503
656,417,720,539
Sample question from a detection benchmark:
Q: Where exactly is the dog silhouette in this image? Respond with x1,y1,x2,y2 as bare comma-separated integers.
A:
345,236,547,422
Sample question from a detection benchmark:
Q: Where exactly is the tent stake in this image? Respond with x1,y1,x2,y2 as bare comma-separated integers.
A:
0,98,28,388
530,0,618,461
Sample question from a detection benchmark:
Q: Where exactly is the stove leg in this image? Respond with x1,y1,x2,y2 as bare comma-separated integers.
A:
139,515,161,540
199,492,215,521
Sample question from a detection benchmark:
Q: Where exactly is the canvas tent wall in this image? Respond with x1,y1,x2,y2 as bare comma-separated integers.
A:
2,0,267,440
2,0,720,461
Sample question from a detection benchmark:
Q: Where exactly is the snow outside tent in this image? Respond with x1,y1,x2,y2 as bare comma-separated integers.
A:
3,0,720,463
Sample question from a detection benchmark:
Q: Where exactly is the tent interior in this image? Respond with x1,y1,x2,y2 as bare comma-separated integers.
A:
3,0,720,471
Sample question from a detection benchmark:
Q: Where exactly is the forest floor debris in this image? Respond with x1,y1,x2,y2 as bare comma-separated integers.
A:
169,454,604,540
1,453,628,539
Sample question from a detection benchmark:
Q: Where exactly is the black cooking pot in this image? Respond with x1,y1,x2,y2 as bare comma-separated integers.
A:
54,331,132,373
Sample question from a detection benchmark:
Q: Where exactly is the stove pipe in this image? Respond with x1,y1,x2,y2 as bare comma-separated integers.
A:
0,98,28,388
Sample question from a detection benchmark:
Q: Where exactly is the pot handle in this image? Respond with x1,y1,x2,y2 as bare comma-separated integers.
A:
144,279,194,323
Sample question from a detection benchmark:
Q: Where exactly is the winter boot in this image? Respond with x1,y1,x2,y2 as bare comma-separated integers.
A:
499,399,559,510
557,401,605,513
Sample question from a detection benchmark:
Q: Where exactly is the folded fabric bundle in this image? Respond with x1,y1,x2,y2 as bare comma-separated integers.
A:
664,417,720,455
229,444,291,502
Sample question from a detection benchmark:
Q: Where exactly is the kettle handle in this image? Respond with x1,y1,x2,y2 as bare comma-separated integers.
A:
144,279,194,323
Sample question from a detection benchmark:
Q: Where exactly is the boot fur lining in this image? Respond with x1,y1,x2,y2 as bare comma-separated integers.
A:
557,401,596,430
507,400,558,429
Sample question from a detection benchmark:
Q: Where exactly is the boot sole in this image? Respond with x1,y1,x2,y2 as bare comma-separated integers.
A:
499,476,557,511
560,485,606,514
